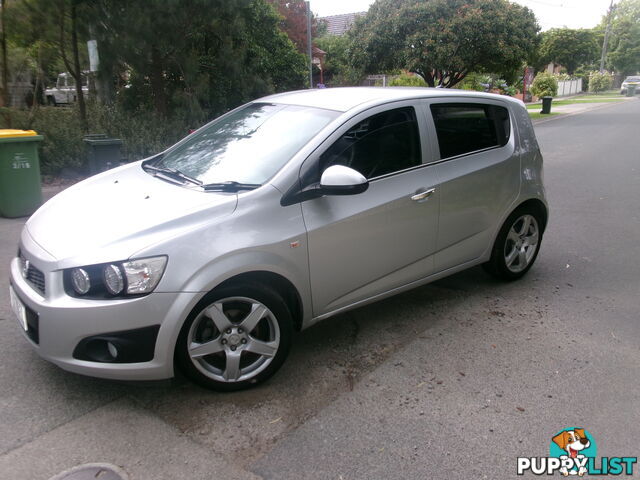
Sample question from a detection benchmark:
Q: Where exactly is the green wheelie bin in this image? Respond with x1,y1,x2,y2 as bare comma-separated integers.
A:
0,129,44,218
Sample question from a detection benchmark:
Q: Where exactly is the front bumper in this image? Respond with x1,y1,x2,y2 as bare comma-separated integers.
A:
9,254,200,381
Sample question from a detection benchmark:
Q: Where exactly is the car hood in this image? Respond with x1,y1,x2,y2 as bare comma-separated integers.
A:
26,161,237,264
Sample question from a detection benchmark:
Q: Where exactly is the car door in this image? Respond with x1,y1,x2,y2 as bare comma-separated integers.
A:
425,99,520,272
300,102,440,316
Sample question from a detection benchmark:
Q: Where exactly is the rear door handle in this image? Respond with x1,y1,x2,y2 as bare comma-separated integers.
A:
411,188,436,202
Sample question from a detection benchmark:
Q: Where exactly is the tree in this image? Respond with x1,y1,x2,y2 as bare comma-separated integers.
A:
93,0,306,120
349,0,539,88
608,0,640,75
5,0,90,130
267,0,317,53
1,0,8,110
538,28,599,75
315,34,363,86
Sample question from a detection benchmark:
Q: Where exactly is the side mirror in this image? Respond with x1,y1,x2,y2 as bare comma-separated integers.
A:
280,165,369,206
319,165,369,195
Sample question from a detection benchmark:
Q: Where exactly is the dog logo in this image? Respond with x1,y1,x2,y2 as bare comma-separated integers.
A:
551,428,593,476
518,428,637,476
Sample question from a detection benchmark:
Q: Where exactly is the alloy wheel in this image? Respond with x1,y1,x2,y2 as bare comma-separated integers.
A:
503,214,539,273
187,296,280,383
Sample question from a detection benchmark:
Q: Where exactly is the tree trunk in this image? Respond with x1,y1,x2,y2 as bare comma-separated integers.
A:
1,0,11,126
70,1,88,132
150,47,167,117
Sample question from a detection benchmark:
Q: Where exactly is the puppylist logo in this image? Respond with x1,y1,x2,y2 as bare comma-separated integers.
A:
517,428,637,476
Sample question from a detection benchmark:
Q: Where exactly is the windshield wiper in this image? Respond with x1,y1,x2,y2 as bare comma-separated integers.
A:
202,181,261,192
142,163,202,186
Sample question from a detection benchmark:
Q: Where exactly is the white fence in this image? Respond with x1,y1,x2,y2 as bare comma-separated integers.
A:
557,78,583,97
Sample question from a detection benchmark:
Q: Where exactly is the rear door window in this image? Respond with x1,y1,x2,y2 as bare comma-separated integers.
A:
430,103,510,159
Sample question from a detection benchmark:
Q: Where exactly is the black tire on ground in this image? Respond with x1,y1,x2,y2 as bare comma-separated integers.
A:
482,206,544,281
175,283,293,392
47,96,56,106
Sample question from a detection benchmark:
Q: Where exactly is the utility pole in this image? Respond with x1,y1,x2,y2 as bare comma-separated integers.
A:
306,1,312,89
600,0,615,72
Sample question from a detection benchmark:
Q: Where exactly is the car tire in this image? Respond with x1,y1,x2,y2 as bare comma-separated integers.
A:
482,206,544,281
175,283,293,391
47,96,56,106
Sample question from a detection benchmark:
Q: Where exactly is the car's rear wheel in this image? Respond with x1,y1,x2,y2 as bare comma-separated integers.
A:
175,283,292,391
483,207,543,281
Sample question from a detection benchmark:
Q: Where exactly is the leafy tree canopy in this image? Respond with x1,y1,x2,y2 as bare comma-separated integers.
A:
315,34,364,86
608,0,640,75
539,28,599,75
6,0,306,124
349,0,539,88
267,0,318,52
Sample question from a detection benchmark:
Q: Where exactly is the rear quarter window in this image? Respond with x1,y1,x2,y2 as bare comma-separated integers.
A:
430,103,511,159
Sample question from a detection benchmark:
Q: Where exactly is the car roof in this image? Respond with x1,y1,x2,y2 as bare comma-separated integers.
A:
259,87,522,112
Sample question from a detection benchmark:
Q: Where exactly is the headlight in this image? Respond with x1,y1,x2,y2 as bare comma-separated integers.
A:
103,264,125,295
71,268,91,295
122,257,167,294
64,256,167,298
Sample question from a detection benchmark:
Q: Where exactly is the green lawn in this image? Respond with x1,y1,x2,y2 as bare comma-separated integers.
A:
528,111,562,119
526,97,625,109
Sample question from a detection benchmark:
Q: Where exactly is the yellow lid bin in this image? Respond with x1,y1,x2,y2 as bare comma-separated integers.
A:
0,129,39,138
0,129,44,218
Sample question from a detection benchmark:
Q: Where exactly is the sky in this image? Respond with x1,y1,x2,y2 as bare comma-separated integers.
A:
311,0,614,31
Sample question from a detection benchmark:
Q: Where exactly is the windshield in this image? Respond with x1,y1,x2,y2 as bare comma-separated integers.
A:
154,103,339,185
625,76,640,82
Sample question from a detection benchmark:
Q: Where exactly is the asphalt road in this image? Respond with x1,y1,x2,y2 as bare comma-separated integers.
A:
0,99,638,480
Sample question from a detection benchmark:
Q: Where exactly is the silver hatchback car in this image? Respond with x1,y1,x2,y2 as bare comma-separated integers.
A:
9,88,547,390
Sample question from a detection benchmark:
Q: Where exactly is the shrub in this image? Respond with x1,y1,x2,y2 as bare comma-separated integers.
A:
553,73,571,82
530,72,558,98
588,71,613,94
1,103,195,175
389,73,427,87
459,73,491,91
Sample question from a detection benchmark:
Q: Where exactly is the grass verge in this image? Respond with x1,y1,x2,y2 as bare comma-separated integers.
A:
526,98,625,109
528,111,562,120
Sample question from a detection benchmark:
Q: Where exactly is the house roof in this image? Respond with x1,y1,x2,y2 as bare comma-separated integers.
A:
319,12,366,36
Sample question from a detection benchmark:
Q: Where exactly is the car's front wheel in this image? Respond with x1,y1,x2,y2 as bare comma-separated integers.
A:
483,207,544,281
175,283,292,391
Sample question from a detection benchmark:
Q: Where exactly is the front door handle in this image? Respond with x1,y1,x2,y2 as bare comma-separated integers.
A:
411,188,436,202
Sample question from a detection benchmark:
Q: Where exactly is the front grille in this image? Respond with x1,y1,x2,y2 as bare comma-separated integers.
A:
18,251,46,296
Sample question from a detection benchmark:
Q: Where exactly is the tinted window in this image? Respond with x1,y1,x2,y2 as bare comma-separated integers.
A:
318,107,421,179
430,104,510,159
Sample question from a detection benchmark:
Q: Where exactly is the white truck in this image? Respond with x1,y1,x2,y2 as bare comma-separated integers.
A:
45,72,89,106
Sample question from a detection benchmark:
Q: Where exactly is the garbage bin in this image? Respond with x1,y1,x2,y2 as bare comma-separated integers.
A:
0,129,43,218
541,96,553,114
84,135,123,174
626,85,636,97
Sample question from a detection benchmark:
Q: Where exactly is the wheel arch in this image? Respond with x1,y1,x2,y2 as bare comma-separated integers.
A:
215,271,305,332
514,198,548,232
